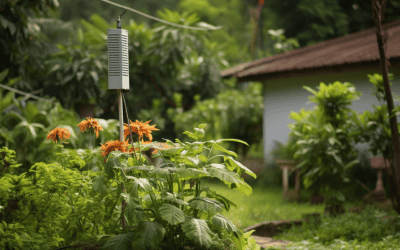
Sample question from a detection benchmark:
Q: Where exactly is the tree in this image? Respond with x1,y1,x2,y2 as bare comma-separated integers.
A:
265,0,400,47
0,0,60,93
371,0,400,215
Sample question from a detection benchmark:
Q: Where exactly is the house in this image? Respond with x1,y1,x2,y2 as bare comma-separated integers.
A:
221,19,400,165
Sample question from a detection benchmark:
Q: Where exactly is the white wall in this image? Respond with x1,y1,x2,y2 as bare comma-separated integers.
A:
262,67,400,165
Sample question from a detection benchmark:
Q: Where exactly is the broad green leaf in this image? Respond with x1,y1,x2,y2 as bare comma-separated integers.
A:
188,196,224,214
101,231,134,250
211,143,237,157
181,218,213,249
121,193,144,224
211,213,237,232
198,154,207,163
150,167,170,178
93,174,107,194
205,166,239,184
204,187,237,212
159,203,186,225
131,221,165,250
160,191,189,206
174,168,209,180
128,177,152,195
224,156,256,179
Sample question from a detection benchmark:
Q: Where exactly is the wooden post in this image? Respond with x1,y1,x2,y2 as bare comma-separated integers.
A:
275,159,300,200
283,166,288,196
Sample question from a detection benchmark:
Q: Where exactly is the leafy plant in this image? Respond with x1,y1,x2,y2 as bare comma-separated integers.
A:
93,122,260,250
274,205,400,247
288,81,362,214
1,113,262,249
42,14,108,111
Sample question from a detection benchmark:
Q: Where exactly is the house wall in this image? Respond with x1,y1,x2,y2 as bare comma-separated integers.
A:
262,67,400,165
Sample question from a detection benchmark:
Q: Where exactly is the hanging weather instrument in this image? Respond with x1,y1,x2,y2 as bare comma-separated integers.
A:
107,9,129,144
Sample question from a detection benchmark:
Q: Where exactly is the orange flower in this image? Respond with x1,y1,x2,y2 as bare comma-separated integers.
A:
123,119,159,143
99,138,131,158
77,117,104,138
47,127,71,144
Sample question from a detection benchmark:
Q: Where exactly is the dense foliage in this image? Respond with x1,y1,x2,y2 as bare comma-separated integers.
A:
170,82,264,158
274,205,400,249
288,81,362,212
0,0,60,92
0,121,263,250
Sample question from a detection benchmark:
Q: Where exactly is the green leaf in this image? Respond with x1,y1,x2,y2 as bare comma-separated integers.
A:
303,85,318,96
224,156,256,179
8,22,15,35
188,196,224,214
181,218,213,249
121,193,144,224
344,159,359,170
77,27,84,43
131,221,166,250
198,154,207,163
336,191,345,202
204,188,237,212
183,130,198,140
198,124,207,129
0,15,8,29
211,143,237,157
160,191,189,206
101,231,134,250
1,91,14,112
0,127,15,145
205,165,239,184
211,213,237,232
193,128,205,139
215,138,249,146
93,174,107,194
159,203,186,226
90,71,98,82
0,69,9,82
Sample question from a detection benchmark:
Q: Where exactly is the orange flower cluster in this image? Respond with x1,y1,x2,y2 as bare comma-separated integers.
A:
47,117,172,160
123,119,159,143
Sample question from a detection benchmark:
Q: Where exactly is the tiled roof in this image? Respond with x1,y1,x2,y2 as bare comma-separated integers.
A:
221,19,400,80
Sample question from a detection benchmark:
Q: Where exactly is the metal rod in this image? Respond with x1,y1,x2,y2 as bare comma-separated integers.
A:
118,89,124,142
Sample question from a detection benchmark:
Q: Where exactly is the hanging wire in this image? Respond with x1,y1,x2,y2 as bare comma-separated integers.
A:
101,0,223,31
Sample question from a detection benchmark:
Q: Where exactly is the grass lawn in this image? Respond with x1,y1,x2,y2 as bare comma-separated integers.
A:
200,179,325,231
200,179,400,250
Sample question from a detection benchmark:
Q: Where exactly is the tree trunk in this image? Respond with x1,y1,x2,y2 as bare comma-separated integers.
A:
371,0,400,215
